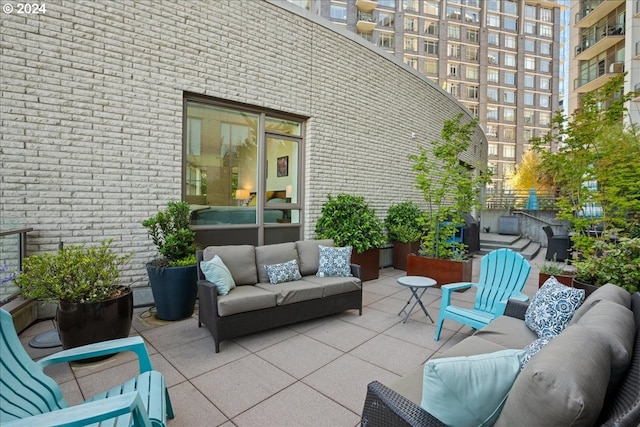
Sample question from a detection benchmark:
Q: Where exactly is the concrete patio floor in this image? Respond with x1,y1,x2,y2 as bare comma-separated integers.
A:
19,251,546,427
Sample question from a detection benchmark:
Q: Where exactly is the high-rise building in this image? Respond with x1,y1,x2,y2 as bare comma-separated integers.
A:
568,1,638,126
287,0,566,193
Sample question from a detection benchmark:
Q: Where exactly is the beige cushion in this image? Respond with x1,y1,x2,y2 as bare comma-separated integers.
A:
569,283,631,325
217,285,277,316
472,315,538,349
202,245,257,285
388,365,424,407
255,280,324,305
255,242,298,283
295,239,334,276
301,275,361,297
435,336,508,359
495,325,611,427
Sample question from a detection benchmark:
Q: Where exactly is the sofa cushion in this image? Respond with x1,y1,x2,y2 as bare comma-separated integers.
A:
495,325,611,427
255,280,324,305
388,364,423,407
421,349,526,427
255,242,298,283
264,259,302,285
296,239,334,276
472,315,538,349
200,255,236,296
525,276,585,338
569,283,631,325
435,336,509,359
301,275,362,297
317,245,353,277
202,245,258,285
217,285,277,316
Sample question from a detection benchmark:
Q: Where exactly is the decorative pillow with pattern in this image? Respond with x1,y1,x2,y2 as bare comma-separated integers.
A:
520,335,555,369
264,259,302,285
525,276,585,338
316,245,352,277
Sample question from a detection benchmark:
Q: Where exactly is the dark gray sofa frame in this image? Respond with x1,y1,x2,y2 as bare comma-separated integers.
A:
196,250,363,353
361,292,640,427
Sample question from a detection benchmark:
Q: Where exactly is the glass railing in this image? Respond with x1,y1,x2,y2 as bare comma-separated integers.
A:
0,227,33,304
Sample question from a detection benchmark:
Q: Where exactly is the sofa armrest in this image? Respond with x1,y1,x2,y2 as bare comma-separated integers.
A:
350,263,362,280
361,381,446,427
197,279,220,318
503,299,529,320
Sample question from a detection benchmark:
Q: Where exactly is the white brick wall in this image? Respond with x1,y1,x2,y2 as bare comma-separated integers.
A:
0,0,485,287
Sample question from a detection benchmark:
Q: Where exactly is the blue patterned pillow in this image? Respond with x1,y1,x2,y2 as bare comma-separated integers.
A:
521,336,555,369
525,276,585,338
264,259,302,285
317,245,352,277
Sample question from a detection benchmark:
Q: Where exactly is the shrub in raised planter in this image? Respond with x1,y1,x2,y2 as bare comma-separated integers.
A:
385,201,423,270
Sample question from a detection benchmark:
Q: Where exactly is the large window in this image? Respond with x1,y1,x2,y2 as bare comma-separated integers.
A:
424,40,439,55
185,98,303,231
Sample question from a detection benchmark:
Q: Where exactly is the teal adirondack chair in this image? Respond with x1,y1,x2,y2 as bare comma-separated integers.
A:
0,308,174,427
434,248,531,341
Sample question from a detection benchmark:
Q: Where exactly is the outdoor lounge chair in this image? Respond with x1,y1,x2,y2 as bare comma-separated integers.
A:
543,225,572,262
434,248,531,341
0,308,174,427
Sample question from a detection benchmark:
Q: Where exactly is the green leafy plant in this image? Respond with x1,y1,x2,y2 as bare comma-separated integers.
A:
15,239,132,303
315,193,386,254
142,201,197,267
573,238,640,293
539,254,572,276
385,201,423,243
409,113,490,260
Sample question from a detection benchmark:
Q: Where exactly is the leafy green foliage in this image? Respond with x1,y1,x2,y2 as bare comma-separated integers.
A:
385,201,423,243
409,113,490,259
573,238,640,293
142,201,197,267
315,193,386,254
15,239,132,303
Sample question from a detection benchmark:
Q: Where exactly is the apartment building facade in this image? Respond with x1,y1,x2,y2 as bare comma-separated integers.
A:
289,0,565,192
568,0,640,127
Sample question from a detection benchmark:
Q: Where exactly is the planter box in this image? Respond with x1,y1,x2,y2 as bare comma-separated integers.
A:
538,273,575,288
498,216,519,235
351,248,380,282
405,253,472,287
392,241,421,271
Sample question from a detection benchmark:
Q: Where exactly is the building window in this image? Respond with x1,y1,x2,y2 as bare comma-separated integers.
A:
448,82,460,96
448,63,459,77
488,32,499,46
504,17,518,31
405,36,418,51
488,50,499,65
487,14,500,27
539,95,550,108
466,65,479,80
504,108,515,122
185,98,303,227
467,28,479,42
524,110,534,124
524,57,535,70
524,74,535,88
487,106,499,120
523,128,534,140
448,24,461,39
487,69,499,83
447,6,461,20
540,77,550,90
425,21,438,35
379,32,395,48
487,0,499,12
423,0,439,16
503,0,518,15
404,56,418,69
525,4,536,19
504,127,515,141
524,92,534,106
504,90,515,103
424,40,439,55
465,11,479,23
540,8,552,22
524,21,536,35
379,0,396,8
424,59,438,73
525,39,535,52
539,111,551,125
486,125,497,137
403,0,418,11
504,71,515,85
330,4,347,20
504,53,516,67
503,144,515,158
466,0,480,7
466,103,479,118
405,17,417,32
504,35,516,49
467,85,479,99
466,46,479,61
488,143,498,156
539,60,550,73
378,12,394,27
448,43,461,59
487,87,499,102
539,24,552,38
540,42,551,55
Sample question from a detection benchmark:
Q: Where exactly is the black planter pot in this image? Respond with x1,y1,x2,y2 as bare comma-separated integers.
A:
56,287,133,351
147,264,198,321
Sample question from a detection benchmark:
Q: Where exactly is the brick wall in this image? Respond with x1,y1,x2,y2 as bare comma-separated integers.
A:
0,0,485,286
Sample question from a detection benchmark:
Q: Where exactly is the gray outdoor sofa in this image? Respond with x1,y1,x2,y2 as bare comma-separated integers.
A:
196,239,362,352
361,284,640,427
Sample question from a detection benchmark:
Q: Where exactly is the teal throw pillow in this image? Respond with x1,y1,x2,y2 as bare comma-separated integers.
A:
421,349,526,427
264,259,302,284
317,245,352,277
525,276,585,338
200,255,236,296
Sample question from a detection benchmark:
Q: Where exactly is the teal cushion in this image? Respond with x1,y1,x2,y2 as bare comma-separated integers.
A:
200,255,236,296
264,259,302,285
421,349,526,427
525,276,585,338
317,245,352,277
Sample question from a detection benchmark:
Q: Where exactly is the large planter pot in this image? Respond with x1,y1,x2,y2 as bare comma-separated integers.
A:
147,264,198,321
392,241,421,271
56,287,133,350
351,248,380,282
538,273,575,288
405,253,472,287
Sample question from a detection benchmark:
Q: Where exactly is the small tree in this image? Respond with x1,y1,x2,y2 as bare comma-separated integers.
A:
505,150,554,194
409,113,490,259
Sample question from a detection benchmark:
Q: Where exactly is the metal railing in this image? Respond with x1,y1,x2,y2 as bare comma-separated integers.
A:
484,189,557,211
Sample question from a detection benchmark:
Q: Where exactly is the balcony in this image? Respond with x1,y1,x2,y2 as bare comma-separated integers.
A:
356,11,376,33
574,62,624,93
355,0,377,12
574,25,624,60
575,0,624,28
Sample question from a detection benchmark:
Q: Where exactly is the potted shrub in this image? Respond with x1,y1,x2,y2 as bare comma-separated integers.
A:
15,239,133,350
315,193,386,281
406,113,490,286
385,201,423,271
142,201,198,320
538,256,575,288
